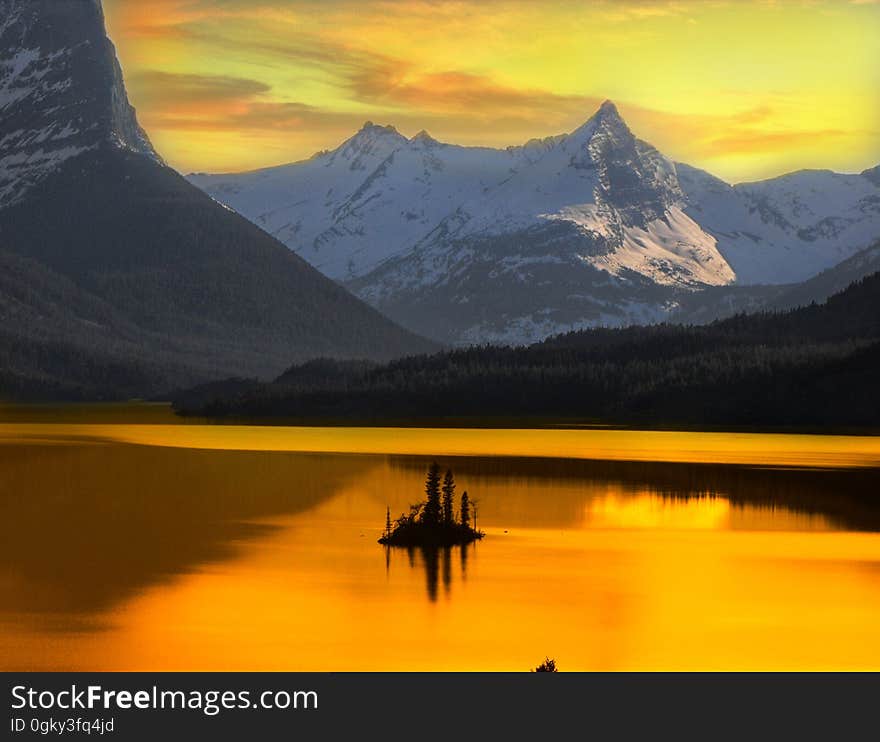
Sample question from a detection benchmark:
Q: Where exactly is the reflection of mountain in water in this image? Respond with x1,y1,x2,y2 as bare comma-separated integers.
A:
0,444,374,625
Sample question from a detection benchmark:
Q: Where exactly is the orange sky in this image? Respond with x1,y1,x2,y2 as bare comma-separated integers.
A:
103,0,880,181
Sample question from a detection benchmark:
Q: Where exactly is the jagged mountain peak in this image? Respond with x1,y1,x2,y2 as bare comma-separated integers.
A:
0,0,159,208
328,120,408,171
411,129,440,147
565,99,636,155
592,99,627,127
357,121,405,139
188,96,879,347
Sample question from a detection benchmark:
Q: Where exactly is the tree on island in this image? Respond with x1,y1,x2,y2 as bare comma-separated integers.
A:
423,462,442,526
442,469,456,525
379,465,484,547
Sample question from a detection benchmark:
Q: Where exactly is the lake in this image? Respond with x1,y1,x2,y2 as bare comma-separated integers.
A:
1,408,879,671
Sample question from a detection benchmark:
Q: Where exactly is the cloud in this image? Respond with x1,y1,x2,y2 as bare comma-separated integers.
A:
127,70,355,133
129,71,271,106
145,101,360,133
702,128,852,155
104,0,879,179
348,65,602,121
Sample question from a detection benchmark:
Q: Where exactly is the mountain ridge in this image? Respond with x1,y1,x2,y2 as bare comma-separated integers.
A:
190,103,880,344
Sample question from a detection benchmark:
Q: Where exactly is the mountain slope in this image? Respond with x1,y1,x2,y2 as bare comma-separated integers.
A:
0,0,434,399
670,239,880,325
349,102,734,343
677,164,880,284
191,102,879,345
191,124,524,281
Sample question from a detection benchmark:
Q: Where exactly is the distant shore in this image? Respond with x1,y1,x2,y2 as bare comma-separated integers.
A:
4,400,880,436
2,409,880,470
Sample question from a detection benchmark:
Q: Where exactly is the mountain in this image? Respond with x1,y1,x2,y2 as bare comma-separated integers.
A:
0,0,158,207
192,123,526,281
0,0,433,399
175,271,880,431
671,239,880,325
677,164,880,284
191,105,880,346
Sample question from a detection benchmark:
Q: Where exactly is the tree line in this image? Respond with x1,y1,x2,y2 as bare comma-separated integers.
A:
173,272,880,430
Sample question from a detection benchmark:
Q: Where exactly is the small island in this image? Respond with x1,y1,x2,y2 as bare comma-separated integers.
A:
380,463,484,547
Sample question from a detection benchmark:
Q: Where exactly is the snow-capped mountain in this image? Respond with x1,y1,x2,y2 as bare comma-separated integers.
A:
677,164,880,284
348,102,738,343
192,123,527,280
191,102,879,345
0,0,158,209
194,102,732,289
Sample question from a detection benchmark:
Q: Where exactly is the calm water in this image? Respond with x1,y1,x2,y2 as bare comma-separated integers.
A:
1,411,879,670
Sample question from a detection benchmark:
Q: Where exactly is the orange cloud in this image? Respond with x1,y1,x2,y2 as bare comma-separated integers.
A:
349,66,602,120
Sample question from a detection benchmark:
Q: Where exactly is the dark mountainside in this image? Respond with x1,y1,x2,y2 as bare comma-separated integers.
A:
0,0,433,400
174,271,880,429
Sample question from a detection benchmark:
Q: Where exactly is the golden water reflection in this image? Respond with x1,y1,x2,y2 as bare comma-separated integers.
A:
1,426,879,670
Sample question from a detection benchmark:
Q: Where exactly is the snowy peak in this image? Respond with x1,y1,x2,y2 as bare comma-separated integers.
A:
193,99,729,293
187,99,877,345
567,99,629,146
0,0,158,208
678,161,880,284
410,130,440,148
328,121,408,171
558,100,682,226
356,121,404,139
585,99,626,128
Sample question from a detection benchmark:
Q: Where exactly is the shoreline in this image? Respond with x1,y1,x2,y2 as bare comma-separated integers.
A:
1,418,880,469
1,401,879,437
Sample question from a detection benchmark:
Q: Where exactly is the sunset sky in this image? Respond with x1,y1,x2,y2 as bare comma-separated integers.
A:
103,0,879,182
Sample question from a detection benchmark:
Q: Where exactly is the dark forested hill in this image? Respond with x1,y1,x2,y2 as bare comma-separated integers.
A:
0,149,435,398
174,272,880,429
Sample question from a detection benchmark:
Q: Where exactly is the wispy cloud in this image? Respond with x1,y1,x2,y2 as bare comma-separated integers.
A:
130,70,271,105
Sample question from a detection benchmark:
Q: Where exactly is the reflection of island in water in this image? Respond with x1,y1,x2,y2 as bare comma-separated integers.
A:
378,463,482,601
385,542,475,602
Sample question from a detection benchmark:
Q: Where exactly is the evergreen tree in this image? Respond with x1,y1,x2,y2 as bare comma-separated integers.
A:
442,469,456,525
422,462,442,526
460,491,470,528
385,506,392,538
